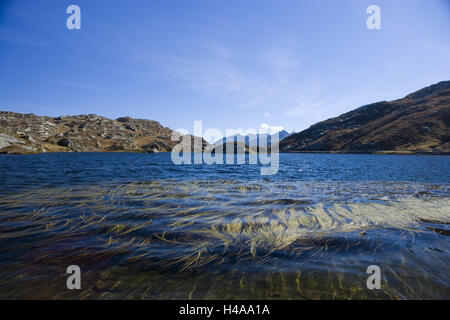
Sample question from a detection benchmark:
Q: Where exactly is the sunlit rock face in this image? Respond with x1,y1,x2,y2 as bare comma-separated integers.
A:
0,112,208,154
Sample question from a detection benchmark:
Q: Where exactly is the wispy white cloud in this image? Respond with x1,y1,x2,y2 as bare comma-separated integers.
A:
259,123,284,134
148,41,388,132
284,98,332,118
152,42,308,110
262,48,301,71
163,56,253,95
60,80,98,91
283,91,401,131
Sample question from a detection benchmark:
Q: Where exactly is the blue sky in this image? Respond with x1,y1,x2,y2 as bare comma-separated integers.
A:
0,0,449,136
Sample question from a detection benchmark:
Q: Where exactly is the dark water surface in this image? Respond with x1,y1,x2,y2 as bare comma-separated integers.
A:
0,153,449,299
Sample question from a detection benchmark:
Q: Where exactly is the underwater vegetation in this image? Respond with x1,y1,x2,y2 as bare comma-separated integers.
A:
0,179,449,299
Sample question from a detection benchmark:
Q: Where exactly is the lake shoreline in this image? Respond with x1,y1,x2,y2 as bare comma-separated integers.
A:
1,150,449,156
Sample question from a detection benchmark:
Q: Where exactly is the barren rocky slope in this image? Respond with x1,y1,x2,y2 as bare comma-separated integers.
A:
279,81,450,154
2,81,449,155
0,112,205,154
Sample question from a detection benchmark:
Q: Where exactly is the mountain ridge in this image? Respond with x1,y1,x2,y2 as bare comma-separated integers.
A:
1,81,449,155
279,81,450,154
214,130,291,146
0,112,207,154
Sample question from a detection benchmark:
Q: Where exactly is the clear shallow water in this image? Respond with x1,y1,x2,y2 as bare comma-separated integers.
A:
0,153,449,299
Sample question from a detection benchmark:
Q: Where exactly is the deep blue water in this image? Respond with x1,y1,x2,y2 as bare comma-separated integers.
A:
0,152,449,191
0,153,449,299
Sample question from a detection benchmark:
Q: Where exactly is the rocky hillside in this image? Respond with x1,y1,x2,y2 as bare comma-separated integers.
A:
0,112,206,154
280,81,450,154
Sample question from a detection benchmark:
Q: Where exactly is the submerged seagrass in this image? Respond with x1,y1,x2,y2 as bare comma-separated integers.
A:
0,153,449,299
